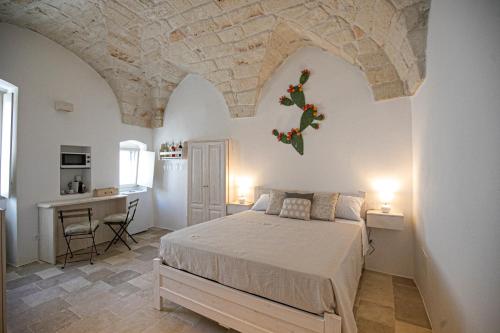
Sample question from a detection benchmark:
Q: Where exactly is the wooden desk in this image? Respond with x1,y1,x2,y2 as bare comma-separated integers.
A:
38,195,127,264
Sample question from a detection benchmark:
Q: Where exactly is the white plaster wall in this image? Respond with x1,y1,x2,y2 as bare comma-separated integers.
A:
154,47,414,277
0,24,154,265
153,75,231,231
411,1,500,332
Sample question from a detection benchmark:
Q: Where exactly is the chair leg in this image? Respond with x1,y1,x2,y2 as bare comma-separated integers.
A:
115,221,138,244
117,232,131,250
89,246,93,265
104,225,120,252
88,234,95,265
62,236,71,269
63,234,74,259
113,224,132,250
105,224,131,251
116,224,138,244
114,224,127,244
124,230,138,244
91,232,99,256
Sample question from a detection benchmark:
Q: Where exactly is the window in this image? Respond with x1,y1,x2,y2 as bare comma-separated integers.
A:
0,79,16,198
119,148,140,187
119,140,155,191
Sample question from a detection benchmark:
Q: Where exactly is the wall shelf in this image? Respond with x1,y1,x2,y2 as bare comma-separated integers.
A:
159,151,183,160
159,141,186,160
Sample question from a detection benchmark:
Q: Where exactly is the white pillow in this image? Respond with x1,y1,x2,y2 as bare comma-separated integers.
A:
252,194,270,211
335,195,364,221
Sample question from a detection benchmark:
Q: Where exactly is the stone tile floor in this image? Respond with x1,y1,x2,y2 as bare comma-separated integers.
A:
6,228,431,333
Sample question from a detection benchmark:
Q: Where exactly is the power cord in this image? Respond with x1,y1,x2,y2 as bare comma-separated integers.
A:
367,227,375,255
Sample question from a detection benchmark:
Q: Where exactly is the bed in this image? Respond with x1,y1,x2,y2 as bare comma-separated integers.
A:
154,201,367,333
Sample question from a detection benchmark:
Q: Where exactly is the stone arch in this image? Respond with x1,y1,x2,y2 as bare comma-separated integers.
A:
0,0,430,128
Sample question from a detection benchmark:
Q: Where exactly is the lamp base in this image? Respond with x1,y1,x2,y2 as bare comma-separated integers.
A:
381,204,391,213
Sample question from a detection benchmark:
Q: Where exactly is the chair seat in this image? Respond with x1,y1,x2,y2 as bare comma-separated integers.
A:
64,220,100,236
104,213,127,223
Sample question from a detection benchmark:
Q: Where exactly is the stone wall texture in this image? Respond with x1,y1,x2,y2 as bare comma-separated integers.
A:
0,0,430,128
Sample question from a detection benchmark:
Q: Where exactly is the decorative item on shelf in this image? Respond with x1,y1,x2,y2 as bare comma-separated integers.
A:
94,187,118,197
65,175,87,195
159,141,185,160
272,69,325,155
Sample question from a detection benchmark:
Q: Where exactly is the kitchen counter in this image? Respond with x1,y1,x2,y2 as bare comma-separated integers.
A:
38,194,127,264
37,194,127,208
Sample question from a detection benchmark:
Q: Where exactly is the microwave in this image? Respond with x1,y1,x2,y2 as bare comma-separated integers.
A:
61,152,91,169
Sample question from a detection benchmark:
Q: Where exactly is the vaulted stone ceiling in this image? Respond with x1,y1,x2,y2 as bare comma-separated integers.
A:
0,0,430,128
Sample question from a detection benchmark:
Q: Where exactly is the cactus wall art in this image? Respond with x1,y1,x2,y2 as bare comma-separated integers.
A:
272,69,325,155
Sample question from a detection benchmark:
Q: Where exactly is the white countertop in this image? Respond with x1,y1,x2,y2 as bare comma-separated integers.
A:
38,194,127,208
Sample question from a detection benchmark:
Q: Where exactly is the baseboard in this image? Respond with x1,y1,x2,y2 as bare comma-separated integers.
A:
414,274,434,330
364,267,414,280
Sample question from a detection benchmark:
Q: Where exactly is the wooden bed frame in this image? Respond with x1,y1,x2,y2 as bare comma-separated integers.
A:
153,258,342,333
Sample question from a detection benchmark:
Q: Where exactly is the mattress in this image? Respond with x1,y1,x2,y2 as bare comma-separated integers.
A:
159,210,364,333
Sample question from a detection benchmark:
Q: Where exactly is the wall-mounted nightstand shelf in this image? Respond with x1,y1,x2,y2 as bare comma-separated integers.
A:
226,202,253,215
366,210,404,230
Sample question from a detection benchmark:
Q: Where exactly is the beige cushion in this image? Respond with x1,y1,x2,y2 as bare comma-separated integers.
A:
311,192,339,221
65,220,100,235
265,189,286,215
104,213,127,223
279,198,311,220
335,195,365,221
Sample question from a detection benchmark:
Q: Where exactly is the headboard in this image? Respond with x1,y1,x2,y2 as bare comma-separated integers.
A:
253,186,371,219
254,186,271,201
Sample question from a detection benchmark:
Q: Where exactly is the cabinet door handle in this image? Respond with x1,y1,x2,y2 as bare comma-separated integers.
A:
202,185,209,188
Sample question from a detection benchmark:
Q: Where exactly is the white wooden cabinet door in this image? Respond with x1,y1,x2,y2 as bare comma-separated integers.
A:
188,143,206,225
206,142,226,220
188,141,227,225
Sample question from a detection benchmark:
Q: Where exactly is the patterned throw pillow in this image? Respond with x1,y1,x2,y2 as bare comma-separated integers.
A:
265,189,286,215
310,192,339,221
279,198,312,220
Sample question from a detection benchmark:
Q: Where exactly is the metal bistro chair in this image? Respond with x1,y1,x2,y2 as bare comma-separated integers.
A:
59,208,100,269
103,198,139,251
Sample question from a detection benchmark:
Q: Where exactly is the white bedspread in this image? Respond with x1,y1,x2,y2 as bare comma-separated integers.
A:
159,211,364,333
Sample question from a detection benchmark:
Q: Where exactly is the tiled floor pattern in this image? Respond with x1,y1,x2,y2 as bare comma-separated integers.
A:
6,228,431,333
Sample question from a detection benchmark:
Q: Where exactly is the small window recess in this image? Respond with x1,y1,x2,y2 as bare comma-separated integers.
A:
119,140,154,194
